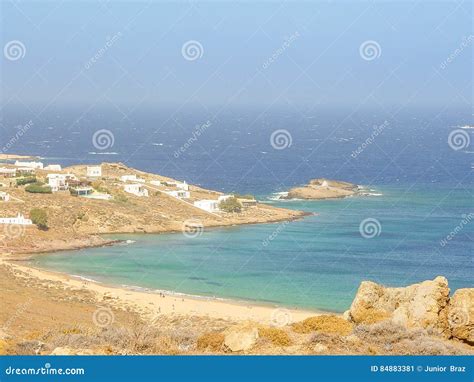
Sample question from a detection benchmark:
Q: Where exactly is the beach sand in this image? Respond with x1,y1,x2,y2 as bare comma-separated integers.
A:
0,258,321,326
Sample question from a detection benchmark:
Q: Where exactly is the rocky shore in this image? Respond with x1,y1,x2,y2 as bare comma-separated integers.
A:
282,178,360,200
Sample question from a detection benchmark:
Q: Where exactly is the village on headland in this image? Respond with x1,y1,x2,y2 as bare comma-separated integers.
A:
0,158,307,255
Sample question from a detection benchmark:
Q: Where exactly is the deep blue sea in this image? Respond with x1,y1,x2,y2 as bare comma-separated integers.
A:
2,105,472,312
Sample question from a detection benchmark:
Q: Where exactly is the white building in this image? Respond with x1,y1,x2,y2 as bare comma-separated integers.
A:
16,167,36,174
44,164,62,171
217,194,232,203
0,167,17,177
164,190,190,199
46,174,77,192
150,180,161,186
14,161,43,169
177,181,189,191
0,192,10,202
0,213,32,225
120,174,145,183
124,183,149,197
194,199,219,213
86,166,102,177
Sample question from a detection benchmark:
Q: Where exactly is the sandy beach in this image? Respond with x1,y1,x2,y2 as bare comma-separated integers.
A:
1,258,320,325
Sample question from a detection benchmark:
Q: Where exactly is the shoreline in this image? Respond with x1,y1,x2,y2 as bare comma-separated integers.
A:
1,258,325,325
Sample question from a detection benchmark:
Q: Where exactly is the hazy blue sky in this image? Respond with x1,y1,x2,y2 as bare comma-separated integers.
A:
1,1,472,114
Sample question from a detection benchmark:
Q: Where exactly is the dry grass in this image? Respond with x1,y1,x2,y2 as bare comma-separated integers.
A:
196,332,225,352
258,327,292,346
292,315,353,335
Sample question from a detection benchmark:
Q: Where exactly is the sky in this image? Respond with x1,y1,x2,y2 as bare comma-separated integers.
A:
0,0,472,116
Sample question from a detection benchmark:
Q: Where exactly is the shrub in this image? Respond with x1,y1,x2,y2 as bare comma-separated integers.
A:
16,177,36,186
196,332,225,352
30,208,48,229
292,315,353,335
25,183,52,194
258,327,292,346
218,197,242,213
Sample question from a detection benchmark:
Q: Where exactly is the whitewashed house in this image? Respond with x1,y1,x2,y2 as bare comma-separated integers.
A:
150,180,161,186
14,161,44,169
120,174,145,183
86,166,102,177
164,190,190,199
16,167,36,174
194,199,219,213
44,164,62,171
0,167,17,177
124,183,149,197
217,194,232,202
0,191,10,202
0,213,32,225
177,181,189,191
46,174,77,192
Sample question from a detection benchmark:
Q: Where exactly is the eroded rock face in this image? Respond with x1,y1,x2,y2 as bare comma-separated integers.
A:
224,324,259,352
448,289,474,344
346,276,450,336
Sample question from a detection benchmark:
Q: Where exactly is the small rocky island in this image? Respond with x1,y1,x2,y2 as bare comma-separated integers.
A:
282,178,360,200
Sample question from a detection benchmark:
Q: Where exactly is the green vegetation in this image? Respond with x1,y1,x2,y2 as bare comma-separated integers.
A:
25,183,52,194
16,177,37,186
30,208,48,229
91,181,109,194
218,196,242,213
114,194,128,203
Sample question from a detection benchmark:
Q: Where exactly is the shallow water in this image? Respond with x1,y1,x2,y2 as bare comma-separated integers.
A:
32,184,473,313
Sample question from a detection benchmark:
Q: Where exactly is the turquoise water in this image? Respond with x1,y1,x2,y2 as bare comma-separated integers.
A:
32,184,473,313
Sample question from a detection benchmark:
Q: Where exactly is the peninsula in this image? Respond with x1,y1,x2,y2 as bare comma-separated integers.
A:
0,160,307,255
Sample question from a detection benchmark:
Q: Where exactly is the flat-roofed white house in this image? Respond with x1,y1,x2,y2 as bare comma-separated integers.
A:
86,166,102,177
0,167,17,177
14,161,44,169
70,186,94,197
0,213,32,225
0,191,10,202
194,199,219,212
124,183,149,197
164,190,190,199
217,194,232,202
120,174,145,183
44,164,62,171
47,173,77,192
177,181,189,191
150,180,161,186
16,167,36,174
